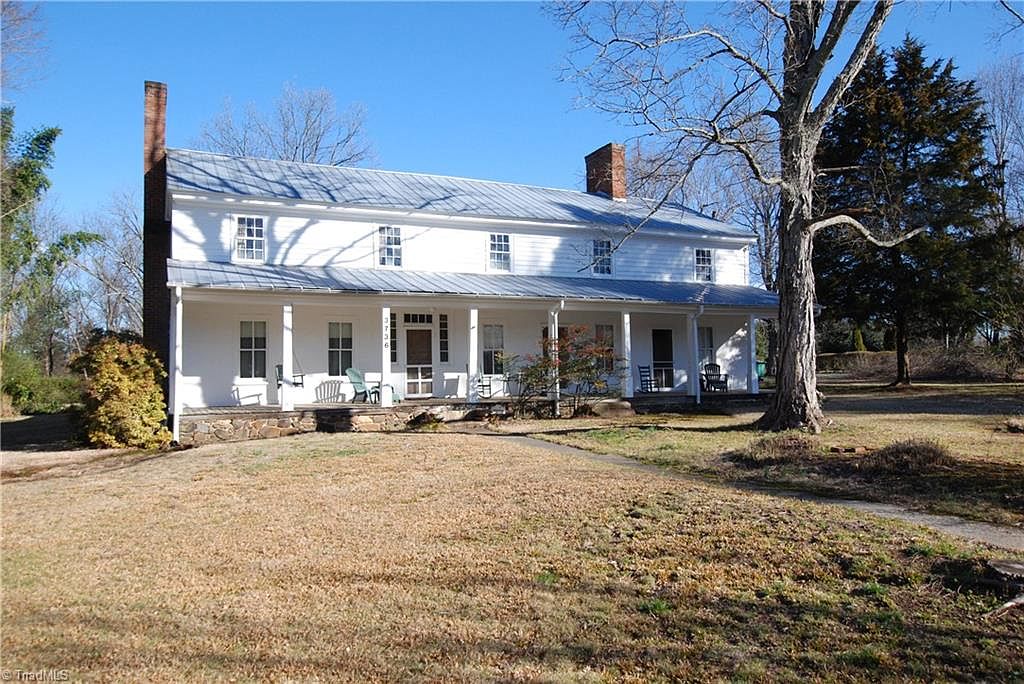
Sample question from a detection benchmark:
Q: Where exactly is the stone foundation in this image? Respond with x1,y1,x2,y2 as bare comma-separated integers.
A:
316,405,499,432
177,403,508,444
178,410,318,446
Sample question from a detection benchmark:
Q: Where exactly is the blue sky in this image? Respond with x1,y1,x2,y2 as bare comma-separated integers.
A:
8,1,1022,219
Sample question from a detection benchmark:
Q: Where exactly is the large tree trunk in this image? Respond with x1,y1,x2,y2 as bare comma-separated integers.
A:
758,5,829,433
761,222,825,431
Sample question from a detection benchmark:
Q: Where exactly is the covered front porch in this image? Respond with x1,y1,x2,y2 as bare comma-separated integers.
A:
168,291,770,441
165,260,778,441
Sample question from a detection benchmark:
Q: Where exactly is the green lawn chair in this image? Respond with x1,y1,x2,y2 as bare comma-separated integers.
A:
345,368,401,404
345,368,379,403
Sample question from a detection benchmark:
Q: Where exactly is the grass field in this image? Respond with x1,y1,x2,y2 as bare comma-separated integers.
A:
505,381,1024,526
2,428,1022,680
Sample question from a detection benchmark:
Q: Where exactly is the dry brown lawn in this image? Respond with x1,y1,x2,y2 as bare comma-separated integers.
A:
2,430,1022,681
506,382,1024,526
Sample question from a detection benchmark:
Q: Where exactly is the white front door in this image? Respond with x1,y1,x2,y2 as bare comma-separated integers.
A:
405,328,433,397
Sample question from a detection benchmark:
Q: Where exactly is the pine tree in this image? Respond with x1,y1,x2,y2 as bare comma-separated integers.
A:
814,38,997,384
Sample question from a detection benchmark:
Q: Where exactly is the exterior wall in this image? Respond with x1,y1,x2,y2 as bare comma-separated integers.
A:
178,296,756,408
171,200,752,285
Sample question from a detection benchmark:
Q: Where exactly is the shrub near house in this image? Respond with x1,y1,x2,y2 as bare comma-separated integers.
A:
71,330,171,449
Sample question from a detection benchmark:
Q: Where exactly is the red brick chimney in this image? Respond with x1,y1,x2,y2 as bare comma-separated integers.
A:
585,143,627,200
143,81,171,387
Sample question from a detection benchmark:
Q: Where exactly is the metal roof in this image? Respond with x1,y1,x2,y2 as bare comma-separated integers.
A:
166,148,755,240
167,259,779,309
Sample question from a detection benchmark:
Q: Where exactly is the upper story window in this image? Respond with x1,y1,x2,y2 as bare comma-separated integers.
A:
235,217,265,262
489,234,511,272
695,248,714,282
592,239,612,275
379,226,402,267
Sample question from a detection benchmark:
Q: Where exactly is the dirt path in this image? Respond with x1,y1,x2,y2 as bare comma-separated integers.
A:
502,434,1024,552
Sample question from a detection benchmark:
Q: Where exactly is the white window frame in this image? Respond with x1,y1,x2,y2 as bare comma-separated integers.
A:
595,323,615,373
438,314,449,363
592,239,612,276
698,326,715,366
378,226,403,268
327,322,353,377
233,216,267,263
488,233,512,272
695,248,714,282
482,324,504,375
239,320,268,379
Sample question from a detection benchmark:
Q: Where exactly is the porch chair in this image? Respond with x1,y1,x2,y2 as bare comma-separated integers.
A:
345,368,401,404
474,368,507,399
702,363,729,392
275,364,305,389
344,368,379,403
637,365,656,393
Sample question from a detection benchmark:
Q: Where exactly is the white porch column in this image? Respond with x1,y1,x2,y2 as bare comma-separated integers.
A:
380,305,393,407
690,313,701,405
747,314,759,394
171,286,183,442
620,311,633,398
548,307,560,416
467,307,479,402
281,303,294,411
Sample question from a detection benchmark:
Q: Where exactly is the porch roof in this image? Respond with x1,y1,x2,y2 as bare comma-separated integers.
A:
167,259,779,309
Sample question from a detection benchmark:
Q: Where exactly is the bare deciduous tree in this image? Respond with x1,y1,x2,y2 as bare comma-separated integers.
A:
0,2,47,95
556,1,913,432
978,56,1024,223
70,192,144,335
196,83,373,166
998,0,1024,32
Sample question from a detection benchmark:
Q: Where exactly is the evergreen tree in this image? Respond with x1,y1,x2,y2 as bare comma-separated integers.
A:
814,38,997,384
1,108,97,390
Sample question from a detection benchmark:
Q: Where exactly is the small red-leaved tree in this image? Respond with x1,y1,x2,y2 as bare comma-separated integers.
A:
71,330,171,449
502,324,621,417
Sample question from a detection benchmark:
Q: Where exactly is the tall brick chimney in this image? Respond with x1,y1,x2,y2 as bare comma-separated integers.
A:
143,81,171,389
585,143,627,200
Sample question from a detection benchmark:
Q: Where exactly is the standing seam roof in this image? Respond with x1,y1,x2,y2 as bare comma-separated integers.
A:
166,148,755,239
166,259,779,308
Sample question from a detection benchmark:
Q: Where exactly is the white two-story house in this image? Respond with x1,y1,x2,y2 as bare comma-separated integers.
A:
141,82,777,440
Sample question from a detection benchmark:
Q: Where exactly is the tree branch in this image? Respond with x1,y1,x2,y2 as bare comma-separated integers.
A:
811,0,894,129
807,213,925,247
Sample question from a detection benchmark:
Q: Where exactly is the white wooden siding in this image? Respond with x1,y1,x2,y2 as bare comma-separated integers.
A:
171,200,751,285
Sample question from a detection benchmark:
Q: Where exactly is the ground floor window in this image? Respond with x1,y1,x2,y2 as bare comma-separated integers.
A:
439,314,449,362
390,312,398,363
328,322,353,376
595,323,615,373
698,326,715,366
239,320,267,378
483,324,504,374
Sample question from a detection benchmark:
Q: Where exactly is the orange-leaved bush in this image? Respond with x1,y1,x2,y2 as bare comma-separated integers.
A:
70,330,171,449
